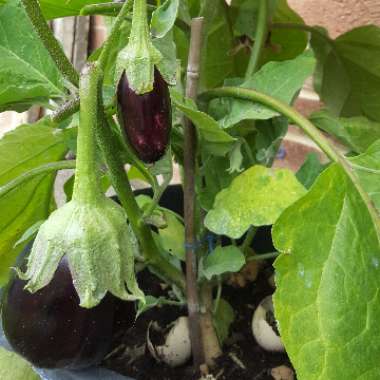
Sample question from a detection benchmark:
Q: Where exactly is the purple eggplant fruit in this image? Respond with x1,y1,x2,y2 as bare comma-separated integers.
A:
2,254,118,369
117,68,171,163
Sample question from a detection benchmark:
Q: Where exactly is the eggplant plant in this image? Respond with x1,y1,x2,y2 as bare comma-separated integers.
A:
0,0,379,379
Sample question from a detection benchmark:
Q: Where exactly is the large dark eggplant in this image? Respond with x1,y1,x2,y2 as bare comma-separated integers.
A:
1,251,120,370
117,68,171,163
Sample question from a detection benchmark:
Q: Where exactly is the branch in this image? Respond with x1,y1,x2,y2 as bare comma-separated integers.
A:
183,17,206,369
0,160,76,198
245,0,268,79
50,97,80,123
21,0,79,87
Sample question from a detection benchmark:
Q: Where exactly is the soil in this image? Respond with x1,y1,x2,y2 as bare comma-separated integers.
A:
103,267,294,380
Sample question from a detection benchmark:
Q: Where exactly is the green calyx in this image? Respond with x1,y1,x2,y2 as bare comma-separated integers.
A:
18,198,144,308
18,63,144,308
115,0,162,94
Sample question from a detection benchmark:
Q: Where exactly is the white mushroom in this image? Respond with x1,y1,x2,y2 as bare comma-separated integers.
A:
251,295,284,352
147,316,192,368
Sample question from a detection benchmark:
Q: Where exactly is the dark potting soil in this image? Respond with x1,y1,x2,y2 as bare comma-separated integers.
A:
103,266,294,380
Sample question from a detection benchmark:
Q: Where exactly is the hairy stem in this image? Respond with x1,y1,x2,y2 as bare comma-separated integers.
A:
80,1,155,16
245,0,268,79
0,160,76,198
50,97,80,123
241,226,257,254
183,17,206,369
201,86,380,231
21,0,79,87
72,65,102,203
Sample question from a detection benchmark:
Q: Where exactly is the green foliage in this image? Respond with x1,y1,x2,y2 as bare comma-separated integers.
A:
0,0,65,112
205,165,306,239
310,111,380,154
0,121,68,285
151,0,179,39
38,0,103,19
213,299,235,344
0,347,40,380
296,153,327,189
171,90,236,156
201,246,246,280
273,163,380,380
216,51,316,128
311,25,380,122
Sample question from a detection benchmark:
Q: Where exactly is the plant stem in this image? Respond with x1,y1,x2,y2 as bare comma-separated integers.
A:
183,17,206,369
98,0,134,71
245,0,268,79
0,160,75,198
241,226,257,254
201,86,380,231
73,65,102,204
50,97,80,123
94,68,186,291
200,283,222,365
80,1,155,16
247,252,279,261
21,0,79,87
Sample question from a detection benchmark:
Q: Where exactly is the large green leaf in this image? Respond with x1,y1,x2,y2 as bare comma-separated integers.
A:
0,121,68,284
311,26,380,121
0,0,65,112
310,111,380,154
0,347,40,380
218,51,316,128
273,163,380,380
205,165,306,239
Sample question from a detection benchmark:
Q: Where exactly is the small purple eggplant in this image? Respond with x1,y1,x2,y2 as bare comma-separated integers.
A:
2,255,116,370
117,68,171,163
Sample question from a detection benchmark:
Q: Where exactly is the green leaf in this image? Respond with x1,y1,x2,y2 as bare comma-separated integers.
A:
0,0,65,112
213,299,235,344
14,220,44,248
350,140,380,212
198,155,238,211
158,211,185,261
205,165,306,239
0,121,68,284
0,347,40,380
273,164,380,380
310,111,380,154
263,0,308,63
202,246,246,280
218,51,316,128
253,117,288,166
153,31,178,86
171,90,236,156
296,153,327,189
200,0,235,89
151,0,179,39
311,25,380,121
